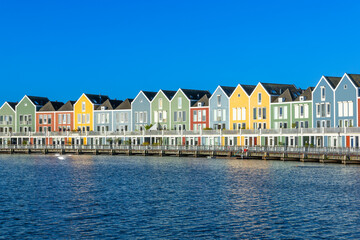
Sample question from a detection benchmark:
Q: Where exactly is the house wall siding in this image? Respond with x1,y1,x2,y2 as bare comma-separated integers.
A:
132,92,151,131
209,87,230,130
312,78,335,128
334,75,357,127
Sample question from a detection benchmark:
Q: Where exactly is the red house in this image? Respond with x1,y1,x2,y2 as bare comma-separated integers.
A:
190,94,210,131
36,101,64,145
55,100,75,133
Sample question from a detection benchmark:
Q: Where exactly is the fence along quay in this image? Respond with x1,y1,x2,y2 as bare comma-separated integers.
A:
1,128,360,164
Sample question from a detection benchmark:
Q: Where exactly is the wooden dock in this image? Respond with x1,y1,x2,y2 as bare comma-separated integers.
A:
1,147,360,164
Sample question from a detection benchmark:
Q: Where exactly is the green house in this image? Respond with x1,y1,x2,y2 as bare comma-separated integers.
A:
0,102,17,134
170,89,211,131
150,90,176,130
15,95,49,133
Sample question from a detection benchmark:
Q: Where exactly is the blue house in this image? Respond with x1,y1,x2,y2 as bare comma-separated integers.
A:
131,91,157,131
334,73,360,129
209,86,235,130
94,99,122,133
113,98,133,132
312,76,341,129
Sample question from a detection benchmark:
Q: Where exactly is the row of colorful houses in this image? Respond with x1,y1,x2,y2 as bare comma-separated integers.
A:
1,73,360,146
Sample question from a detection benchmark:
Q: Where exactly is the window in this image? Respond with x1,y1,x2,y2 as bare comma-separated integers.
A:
253,108,257,120
193,110,197,121
174,112,177,122
238,94,240,97
217,95,221,106
279,107,283,118
237,108,241,120
39,115,43,124
321,104,325,117
316,104,320,117
217,109,221,121
67,114,70,124
82,102,86,112
182,111,186,121
135,112,138,123
77,114,81,124
43,115,47,124
343,101,348,117
263,108,266,119
326,120,331,128
300,106,304,118
178,97,182,109
274,107,278,119
258,93,262,104
304,105,309,118
198,110,201,121
48,115,51,124
326,103,331,117
349,101,354,116
294,105,298,119
320,86,325,101
222,109,226,121
202,110,206,121
258,108,262,120
344,84,347,89
86,114,90,123
159,98,163,109
159,111,163,122
139,112,143,123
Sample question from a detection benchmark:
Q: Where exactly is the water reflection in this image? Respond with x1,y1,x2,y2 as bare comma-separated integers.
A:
0,156,360,239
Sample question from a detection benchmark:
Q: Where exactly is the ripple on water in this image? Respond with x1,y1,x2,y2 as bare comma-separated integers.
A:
0,155,360,239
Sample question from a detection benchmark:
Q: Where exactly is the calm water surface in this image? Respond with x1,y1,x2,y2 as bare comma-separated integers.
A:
0,155,360,239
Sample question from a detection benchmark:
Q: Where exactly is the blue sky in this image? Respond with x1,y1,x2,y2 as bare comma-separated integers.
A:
1,0,360,104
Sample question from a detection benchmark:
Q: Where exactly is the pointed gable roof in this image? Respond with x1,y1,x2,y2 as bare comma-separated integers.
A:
323,76,341,89
58,101,75,111
27,96,50,107
346,73,360,87
180,89,211,102
142,91,157,101
162,90,177,100
116,98,133,110
84,94,109,105
97,99,123,110
6,102,17,110
192,94,209,107
39,101,64,111
240,84,256,96
219,86,236,97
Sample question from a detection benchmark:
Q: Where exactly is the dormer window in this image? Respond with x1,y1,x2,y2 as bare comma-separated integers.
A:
278,98,284,103
300,96,305,101
101,106,106,110
198,102,203,107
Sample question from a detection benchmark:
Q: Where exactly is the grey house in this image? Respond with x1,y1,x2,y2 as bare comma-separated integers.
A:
131,91,157,131
209,86,236,130
94,99,123,133
113,98,133,132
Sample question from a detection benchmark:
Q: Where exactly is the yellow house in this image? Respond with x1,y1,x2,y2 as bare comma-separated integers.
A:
229,84,256,146
249,83,297,145
229,84,256,130
74,93,109,140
